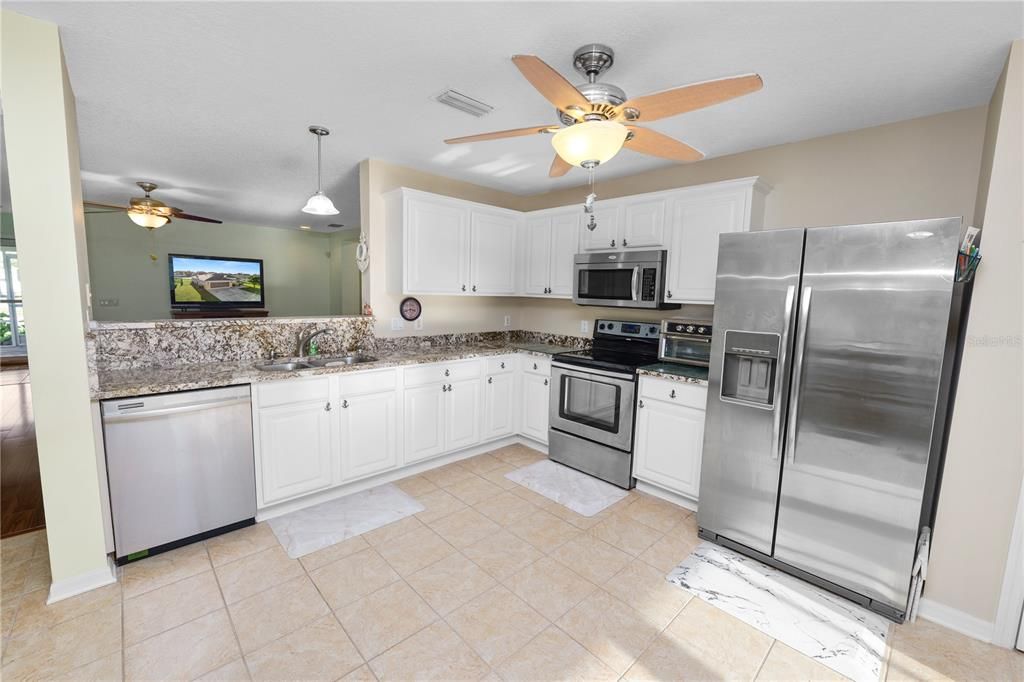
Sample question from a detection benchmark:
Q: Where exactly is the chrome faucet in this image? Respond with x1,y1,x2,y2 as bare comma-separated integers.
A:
296,327,332,358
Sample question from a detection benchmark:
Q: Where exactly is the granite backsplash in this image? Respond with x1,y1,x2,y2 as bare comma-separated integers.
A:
89,317,589,371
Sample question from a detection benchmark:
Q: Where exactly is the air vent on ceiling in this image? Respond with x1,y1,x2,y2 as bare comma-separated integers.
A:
435,89,493,117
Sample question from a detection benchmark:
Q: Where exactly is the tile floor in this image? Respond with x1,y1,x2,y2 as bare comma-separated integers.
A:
1,443,1022,681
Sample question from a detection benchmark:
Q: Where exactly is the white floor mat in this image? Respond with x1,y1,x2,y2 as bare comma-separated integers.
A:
505,459,628,516
668,542,890,682
268,484,424,558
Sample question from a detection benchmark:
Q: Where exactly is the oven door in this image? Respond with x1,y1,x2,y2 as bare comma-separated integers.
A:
550,362,636,452
658,333,712,366
574,261,644,307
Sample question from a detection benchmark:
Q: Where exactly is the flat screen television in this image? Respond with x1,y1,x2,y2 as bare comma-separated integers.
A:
168,253,265,309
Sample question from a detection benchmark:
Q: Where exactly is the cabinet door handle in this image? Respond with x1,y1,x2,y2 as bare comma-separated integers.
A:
444,369,450,376
533,363,538,370
461,284,466,292
472,285,477,292
623,238,628,247
667,290,673,299
610,239,616,248
447,383,452,392
638,399,645,408
488,377,493,384
670,389,677,399
442,384,448,392
500,362,505,369
544,379,549,386
324,402,332,412
341,400,349,409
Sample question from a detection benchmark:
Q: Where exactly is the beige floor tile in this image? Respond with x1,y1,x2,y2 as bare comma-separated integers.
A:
299,534,370,573
491,444,545,469
428,507,501,549
205,523,279,567
11,582,121,634
1,554,51,597
369,620,489,682
406,552,496,615
341,664,378,681
228,575,329,653
495,625,617,682
637,518,700,573
336,581,437,660
421,462,475,488
620,493,691,533
474,490,537,526
362,515,424,546
506,509,581,553
375,524,456,577
589,513,663,557
504,556,596,622
445,474,504,506
627,598,772,681
556,589,660,675
462,529,543,581
124,569,223,646
446,585,548,666
309,547,399,610
414,488,469,525
52,650,122,681
478,463,520,490
886,617,1022,681
215,545,304,604
460,453,505,475
122,543,211,599
124,608,239,681
394,474,439,497
1,602,121,679
549,534,631,584
756,641,844,681
245,614,363,681
196,657,251,681
507,485,560,512
1,593,20,639
603,560,692,628
545,502,604,530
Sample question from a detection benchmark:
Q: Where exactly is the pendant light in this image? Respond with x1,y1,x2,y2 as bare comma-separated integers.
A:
551,120,629,169
301,125,339,215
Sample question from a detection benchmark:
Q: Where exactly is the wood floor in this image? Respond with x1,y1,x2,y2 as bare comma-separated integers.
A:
1,366,45,538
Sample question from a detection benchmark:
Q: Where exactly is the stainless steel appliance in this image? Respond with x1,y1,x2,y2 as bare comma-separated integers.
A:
102,385,257,562
573,250,680,309
550,319,661,488
699,217,967,621
658,318,714,367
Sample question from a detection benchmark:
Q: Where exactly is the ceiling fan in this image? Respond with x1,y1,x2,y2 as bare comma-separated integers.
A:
84,181,223,229
444,44,763,177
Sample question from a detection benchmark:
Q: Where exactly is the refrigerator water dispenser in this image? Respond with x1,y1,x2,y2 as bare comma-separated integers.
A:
720,331,780,407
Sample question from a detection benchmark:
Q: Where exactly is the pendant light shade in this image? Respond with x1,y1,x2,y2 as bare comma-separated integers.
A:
128,211,169,229
302,126,340,216
551,120,628,168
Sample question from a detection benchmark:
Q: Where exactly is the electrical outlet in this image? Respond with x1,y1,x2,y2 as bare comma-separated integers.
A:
391,318,405,331
504,315,511,327
414,318,424,330
580,320,590,334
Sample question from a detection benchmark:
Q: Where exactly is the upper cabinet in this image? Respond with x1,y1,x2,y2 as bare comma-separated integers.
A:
387,178,767,303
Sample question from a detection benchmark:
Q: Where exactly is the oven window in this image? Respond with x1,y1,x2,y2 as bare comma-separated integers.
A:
662,336,711,365
577,269,634,300
559,375,621,432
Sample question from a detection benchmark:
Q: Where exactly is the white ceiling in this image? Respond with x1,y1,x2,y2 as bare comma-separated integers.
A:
5,1,1022,231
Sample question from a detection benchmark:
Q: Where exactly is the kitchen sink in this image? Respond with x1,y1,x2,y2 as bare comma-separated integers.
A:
254,361,314,372
305,355,378,367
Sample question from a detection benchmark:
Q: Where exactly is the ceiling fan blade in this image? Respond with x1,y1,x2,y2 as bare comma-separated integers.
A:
445,125,559,144
83,201,128,212
619,74,763,122
512,55,590,119
625,126,704,162
549,154,572,178
170,208,222,224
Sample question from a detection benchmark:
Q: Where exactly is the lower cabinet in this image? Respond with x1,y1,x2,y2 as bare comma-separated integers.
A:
632,377,707,500
521,370,551,444
445,378,481,452
482,371,516,441
258,399,334,505
340,389,399,480
404,383,447,464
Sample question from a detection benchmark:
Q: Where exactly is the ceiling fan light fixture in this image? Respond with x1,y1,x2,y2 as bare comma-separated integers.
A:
128,210,169,229
301,125,340,216
551,120,628,168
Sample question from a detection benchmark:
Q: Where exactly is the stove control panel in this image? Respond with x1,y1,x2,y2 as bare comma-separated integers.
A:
595,319,661,339
662,319,714,337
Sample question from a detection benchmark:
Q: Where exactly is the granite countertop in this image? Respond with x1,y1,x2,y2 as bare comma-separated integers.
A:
92,343,577,400
637,362,710,385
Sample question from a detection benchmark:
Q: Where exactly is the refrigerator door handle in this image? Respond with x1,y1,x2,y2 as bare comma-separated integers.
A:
770,285,797,460
785,286,812,463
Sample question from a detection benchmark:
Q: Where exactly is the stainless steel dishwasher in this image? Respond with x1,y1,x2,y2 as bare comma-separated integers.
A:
101,385,256,562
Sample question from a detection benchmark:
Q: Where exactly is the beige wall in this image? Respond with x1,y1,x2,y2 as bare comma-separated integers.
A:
928,40,1023,625
1,11,111,591
85,212,349,321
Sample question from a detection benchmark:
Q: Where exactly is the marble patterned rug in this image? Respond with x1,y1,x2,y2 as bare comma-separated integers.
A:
505,459,628,516
268,484,424,558
668,542,890,682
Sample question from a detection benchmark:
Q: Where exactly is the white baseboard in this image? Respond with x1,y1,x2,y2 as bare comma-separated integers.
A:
918,597,996,644
634,479,698,513
47,556,117,605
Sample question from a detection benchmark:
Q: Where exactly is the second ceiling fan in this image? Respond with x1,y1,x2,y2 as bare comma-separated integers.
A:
445,44,763,177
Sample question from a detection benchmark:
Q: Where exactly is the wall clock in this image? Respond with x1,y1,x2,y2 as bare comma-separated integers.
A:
399,297,422,321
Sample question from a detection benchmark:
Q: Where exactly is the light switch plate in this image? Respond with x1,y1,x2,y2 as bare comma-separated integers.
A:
391,318,405,331
580,320,590,334
504,315,511,327
414,318,424,330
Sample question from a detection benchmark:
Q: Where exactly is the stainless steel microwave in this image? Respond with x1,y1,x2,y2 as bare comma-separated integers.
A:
573,250,681,309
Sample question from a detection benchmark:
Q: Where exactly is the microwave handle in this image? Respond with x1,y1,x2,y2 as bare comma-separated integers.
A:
631,267,639,301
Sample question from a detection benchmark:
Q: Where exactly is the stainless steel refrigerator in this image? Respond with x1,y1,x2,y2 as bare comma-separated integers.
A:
698,217,967,621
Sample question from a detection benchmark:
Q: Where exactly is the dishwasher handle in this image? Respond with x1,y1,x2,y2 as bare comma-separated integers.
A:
104,397,250,423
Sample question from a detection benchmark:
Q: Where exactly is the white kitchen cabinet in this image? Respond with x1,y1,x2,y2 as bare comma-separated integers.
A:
258,399,334,505
403,192,470,294
339,389,399,481
549,212,579,297
470,209,518,295
520,362,551,444
403,383,447,464
522,215,554,296
622,196,667,248
446,377,482,451
520,209,579,298
633,378,707,500
579,204,622,251
482,363,516,441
